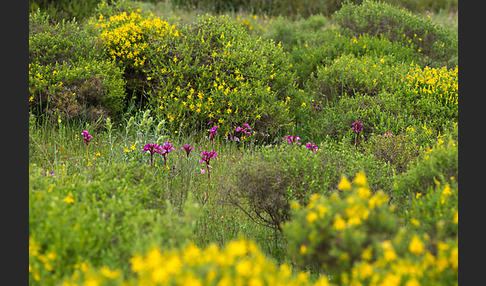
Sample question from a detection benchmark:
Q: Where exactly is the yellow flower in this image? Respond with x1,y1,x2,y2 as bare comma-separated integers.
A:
306,211,318,224
333,215,346,231
301,102,306,107
63,194,75,204
100,266,121,279
130,254,145,272
409,236,425,255
357,186,371,199
382,241,397,261
338,176,352,191
452,211,458,224
300,245,307,254
361,247,372,261
353,172,367,186
410,218,420,226
358,262,373,279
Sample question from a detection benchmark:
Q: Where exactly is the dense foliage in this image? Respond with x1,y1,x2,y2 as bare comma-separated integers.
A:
29,0,458,285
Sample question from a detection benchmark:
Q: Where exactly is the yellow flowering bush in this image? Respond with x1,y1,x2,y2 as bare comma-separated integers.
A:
61,239,333,286
144,14,298,138
283,171,458,285
393,124,458,205
283,173,398,280
404,65,458,115
345,232,458,286
92,10,180,69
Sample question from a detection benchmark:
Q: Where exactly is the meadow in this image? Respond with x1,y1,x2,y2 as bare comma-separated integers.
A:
29,0,458,285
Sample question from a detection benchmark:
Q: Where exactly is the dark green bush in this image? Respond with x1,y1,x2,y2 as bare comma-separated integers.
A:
29,160,200,285
29,58,126,123
332,0,458,67
226,139,394,231
297,91,422,144
392,124,458,205
142,14,298,139
29,10,105,66
29,10,126,123
29,0,104,22
363,131,420,173
279,28,419,90
314,53,409,100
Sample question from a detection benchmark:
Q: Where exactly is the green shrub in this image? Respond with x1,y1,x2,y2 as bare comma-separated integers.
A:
283,173,398,278
298,91,420,144
29,0,103,22
314,53,409,100
284,29,419,90
144,14,298,139
392,125,458,205
226,139,393,231
29,59,126,123
404,180,458,245
91,9,299,139
29,10,105,66
283,172,458,285
29,160,200,285
333,0,458,67
29,10,126,123
363,131,420,173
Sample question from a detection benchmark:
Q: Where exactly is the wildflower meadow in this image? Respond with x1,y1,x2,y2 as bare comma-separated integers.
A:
29,0,458,285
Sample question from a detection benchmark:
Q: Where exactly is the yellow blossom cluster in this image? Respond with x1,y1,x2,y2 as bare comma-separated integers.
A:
286,172,458,285
61,239,332,286
405,65,458,107
345,234,458,286
29,237,58,283
92,11,180,68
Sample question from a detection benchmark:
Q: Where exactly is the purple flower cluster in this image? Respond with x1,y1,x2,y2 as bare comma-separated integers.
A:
199,150,218,178
351,121,363,134
181,143,195,158
81,130,93,146
143,143,162,155
351,120,364,148
42,170,55,176
199,150,218,165
282,135,301,145
227,123,252,142
305,142,319,153
160,142,175,166
209,126,219,141
382,131,393,138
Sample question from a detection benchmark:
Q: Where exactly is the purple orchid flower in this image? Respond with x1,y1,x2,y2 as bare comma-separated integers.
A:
282,135,301,145
160,141,175,166
209,126,219,141
199,150,218,179
181,143,195,158
81,130,93,147
305,142,319,153
143,143,162,170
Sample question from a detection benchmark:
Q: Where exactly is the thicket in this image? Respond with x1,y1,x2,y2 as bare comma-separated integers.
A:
29,0,458,284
